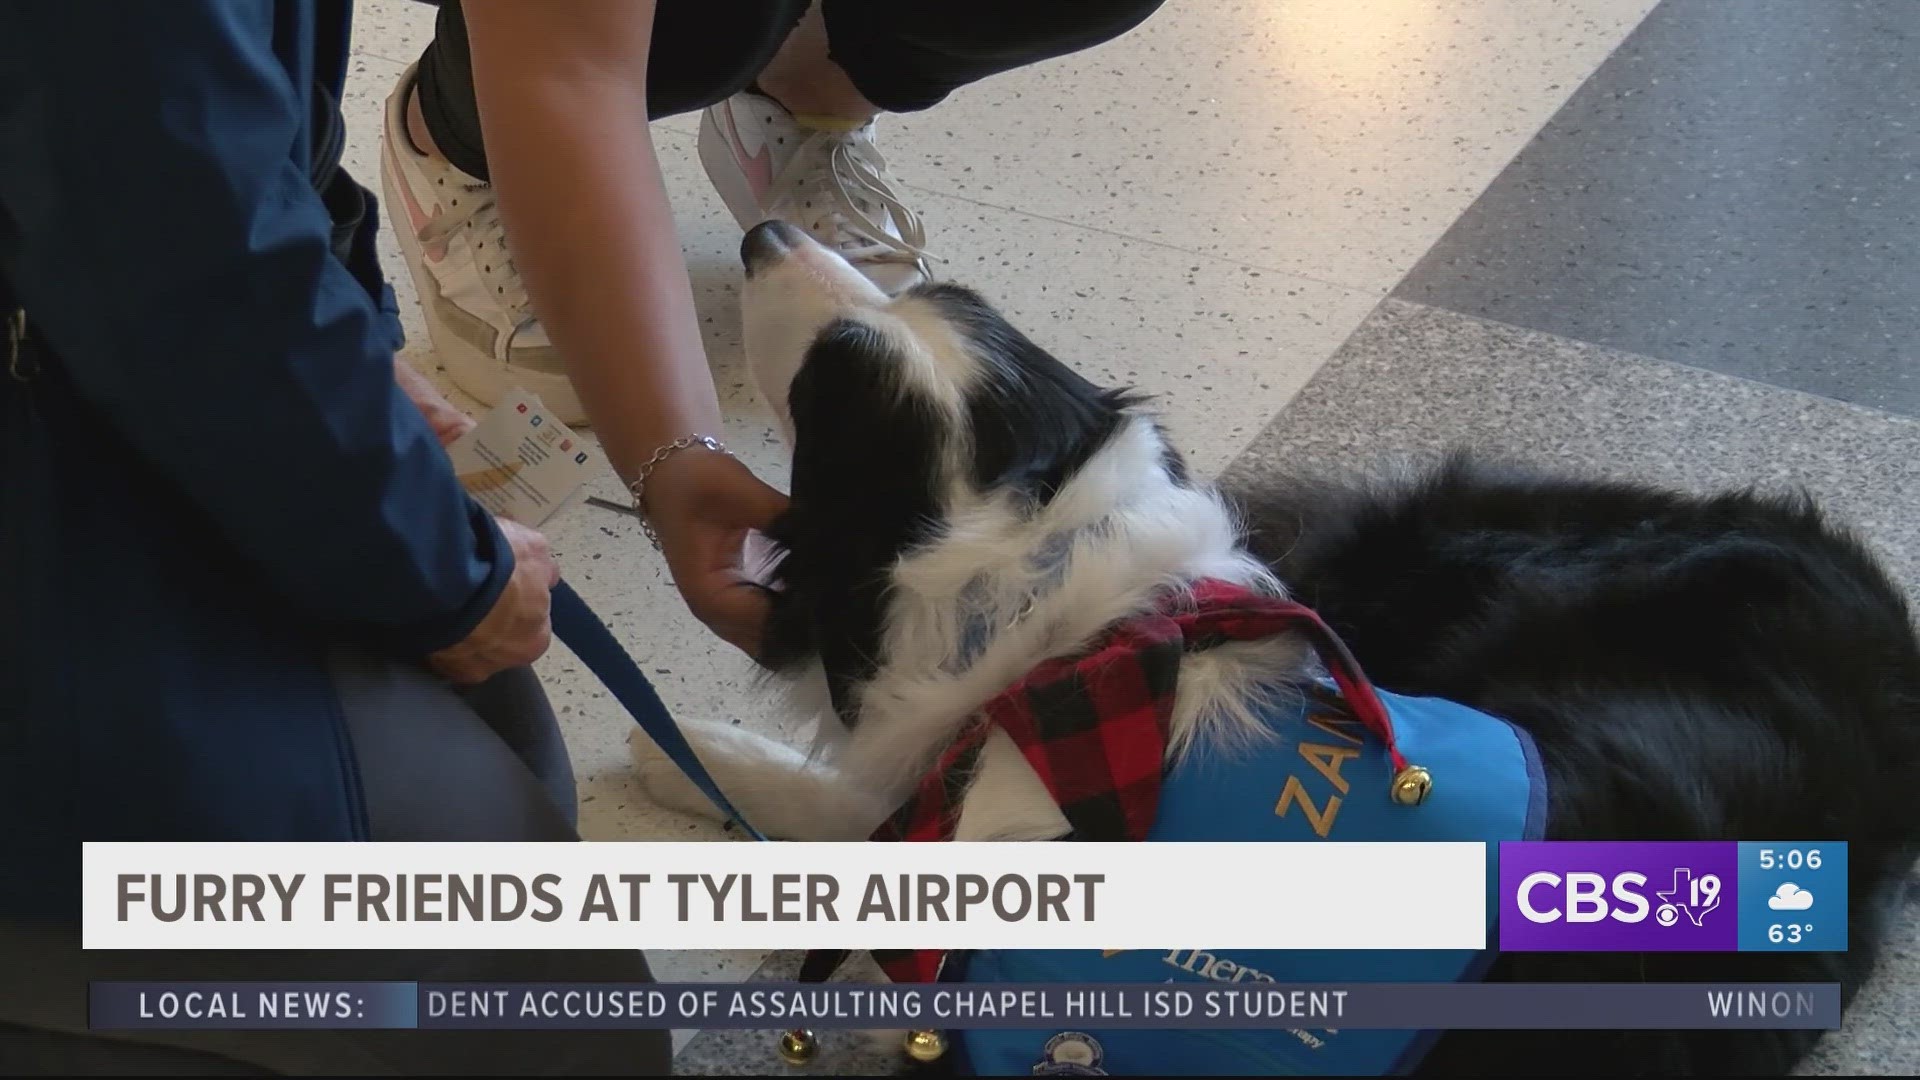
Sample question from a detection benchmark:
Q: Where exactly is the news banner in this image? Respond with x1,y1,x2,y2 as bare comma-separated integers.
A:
82,840,1846,1033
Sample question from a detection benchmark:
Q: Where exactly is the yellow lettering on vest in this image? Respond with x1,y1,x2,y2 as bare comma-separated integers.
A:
1297,741,1359,795
1274,775,1342,838
1306,711,1366,746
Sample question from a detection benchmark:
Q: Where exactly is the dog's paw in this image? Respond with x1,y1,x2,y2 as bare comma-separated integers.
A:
627,730,728,822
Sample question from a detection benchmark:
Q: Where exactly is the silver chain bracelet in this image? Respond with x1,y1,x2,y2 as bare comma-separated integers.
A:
627,434,733,550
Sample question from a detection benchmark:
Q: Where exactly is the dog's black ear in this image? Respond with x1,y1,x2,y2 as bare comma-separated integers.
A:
969,373,1142,505
759,319,951,715
916,283,1142,505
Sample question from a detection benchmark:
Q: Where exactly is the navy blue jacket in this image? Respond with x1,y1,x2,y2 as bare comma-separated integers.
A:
0,1,513,918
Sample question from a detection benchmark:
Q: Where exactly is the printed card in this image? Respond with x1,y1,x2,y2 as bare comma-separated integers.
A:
448,390,597,528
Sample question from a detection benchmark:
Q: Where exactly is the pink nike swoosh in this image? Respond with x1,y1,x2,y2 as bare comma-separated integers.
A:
721,105,775,202
388,138,449,264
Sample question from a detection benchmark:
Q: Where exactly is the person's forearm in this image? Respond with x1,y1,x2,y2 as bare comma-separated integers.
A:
462,2,719,486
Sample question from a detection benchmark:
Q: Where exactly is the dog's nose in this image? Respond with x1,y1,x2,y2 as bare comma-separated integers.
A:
741,219,807,277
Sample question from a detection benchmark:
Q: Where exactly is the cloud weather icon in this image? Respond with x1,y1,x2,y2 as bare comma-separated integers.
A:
1767,883,1814,911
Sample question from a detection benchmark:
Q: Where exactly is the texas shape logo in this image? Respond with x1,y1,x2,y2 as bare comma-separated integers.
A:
1655,867,1723,927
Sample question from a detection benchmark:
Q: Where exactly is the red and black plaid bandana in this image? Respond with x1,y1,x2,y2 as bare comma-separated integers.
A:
860,578,1407,985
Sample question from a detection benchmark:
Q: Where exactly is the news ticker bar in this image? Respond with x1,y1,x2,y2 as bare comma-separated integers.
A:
89,982,1840,1032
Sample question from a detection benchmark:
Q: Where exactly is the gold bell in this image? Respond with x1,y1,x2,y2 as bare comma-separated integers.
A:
778,1028,819,1066
1391,764,1433,806
903,1028,948,1063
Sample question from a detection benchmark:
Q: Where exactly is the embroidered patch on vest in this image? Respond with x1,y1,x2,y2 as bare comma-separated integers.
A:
1032,1031,1109,1075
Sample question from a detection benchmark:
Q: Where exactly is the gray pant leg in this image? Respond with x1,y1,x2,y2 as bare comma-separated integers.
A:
329,649,579,840
0,650,671,1075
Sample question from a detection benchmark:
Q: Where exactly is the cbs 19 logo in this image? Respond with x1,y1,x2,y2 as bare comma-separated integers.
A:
1514,869,1722,926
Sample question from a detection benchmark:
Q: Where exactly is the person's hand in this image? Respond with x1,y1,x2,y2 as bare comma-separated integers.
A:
395,358,477,448
640,447,789,658
429,517,561,685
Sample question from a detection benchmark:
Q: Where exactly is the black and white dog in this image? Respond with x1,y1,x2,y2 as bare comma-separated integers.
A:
632,219,1920,1075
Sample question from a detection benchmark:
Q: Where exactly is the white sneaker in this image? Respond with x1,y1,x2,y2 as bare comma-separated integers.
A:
379,64,586,425
699,91,934,294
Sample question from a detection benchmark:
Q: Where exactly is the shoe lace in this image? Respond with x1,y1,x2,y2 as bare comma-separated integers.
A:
768,129,939,279
417,181,533,317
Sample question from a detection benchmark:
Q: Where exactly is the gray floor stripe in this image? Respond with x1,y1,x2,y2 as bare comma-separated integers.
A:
1394,0,1920,417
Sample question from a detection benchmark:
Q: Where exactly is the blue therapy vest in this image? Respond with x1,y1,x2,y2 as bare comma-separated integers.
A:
949,685,1547,1077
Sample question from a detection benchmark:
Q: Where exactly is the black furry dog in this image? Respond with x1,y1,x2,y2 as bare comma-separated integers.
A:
1234,458,1920,1074
626,219,1920,1075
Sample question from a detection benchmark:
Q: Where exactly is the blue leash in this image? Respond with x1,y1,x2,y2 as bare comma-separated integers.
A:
552,583,853,993
549,580,767,840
